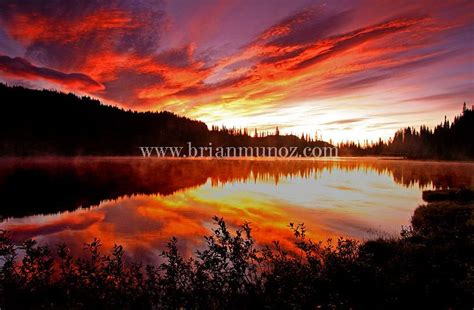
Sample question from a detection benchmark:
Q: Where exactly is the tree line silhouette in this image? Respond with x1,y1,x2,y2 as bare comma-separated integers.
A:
0,83,472,159
0,84,329,156
1,189,472,309
338,103,474,159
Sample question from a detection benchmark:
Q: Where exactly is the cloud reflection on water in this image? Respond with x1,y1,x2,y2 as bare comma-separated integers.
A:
1,158,473,262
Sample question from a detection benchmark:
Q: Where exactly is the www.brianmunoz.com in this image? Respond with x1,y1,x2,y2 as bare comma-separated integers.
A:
139,142,339,158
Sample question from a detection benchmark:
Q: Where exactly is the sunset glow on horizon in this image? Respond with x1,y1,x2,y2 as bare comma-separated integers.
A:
0,0,473,142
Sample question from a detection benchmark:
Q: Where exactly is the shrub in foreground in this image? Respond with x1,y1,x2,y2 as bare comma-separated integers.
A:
1,202,473,309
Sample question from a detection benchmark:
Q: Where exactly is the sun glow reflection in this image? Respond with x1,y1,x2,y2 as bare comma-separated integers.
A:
3,157,472,263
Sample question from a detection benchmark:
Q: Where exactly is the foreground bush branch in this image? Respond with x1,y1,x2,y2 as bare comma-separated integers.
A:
1,201,473,309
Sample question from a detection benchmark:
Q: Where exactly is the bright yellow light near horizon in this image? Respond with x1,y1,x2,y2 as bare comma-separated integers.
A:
153,90,404,144
195,103,381,143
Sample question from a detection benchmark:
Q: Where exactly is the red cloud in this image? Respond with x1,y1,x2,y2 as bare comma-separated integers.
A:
5,9,137,44
0,55,104,91
134,15,432,109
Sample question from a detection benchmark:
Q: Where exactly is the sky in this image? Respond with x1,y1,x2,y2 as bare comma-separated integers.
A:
0,0,473,142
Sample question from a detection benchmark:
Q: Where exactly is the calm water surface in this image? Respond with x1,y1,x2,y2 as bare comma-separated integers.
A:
1,157,473,262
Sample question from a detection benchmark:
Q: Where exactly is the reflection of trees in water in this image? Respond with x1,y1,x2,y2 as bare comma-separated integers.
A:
388,162,473,189
0,158,472,218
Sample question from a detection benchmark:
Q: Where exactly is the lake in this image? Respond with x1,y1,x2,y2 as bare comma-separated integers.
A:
0,157,473,262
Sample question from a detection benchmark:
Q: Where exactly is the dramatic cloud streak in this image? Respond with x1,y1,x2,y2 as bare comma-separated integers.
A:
0,0,472,141
0,55,103,91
